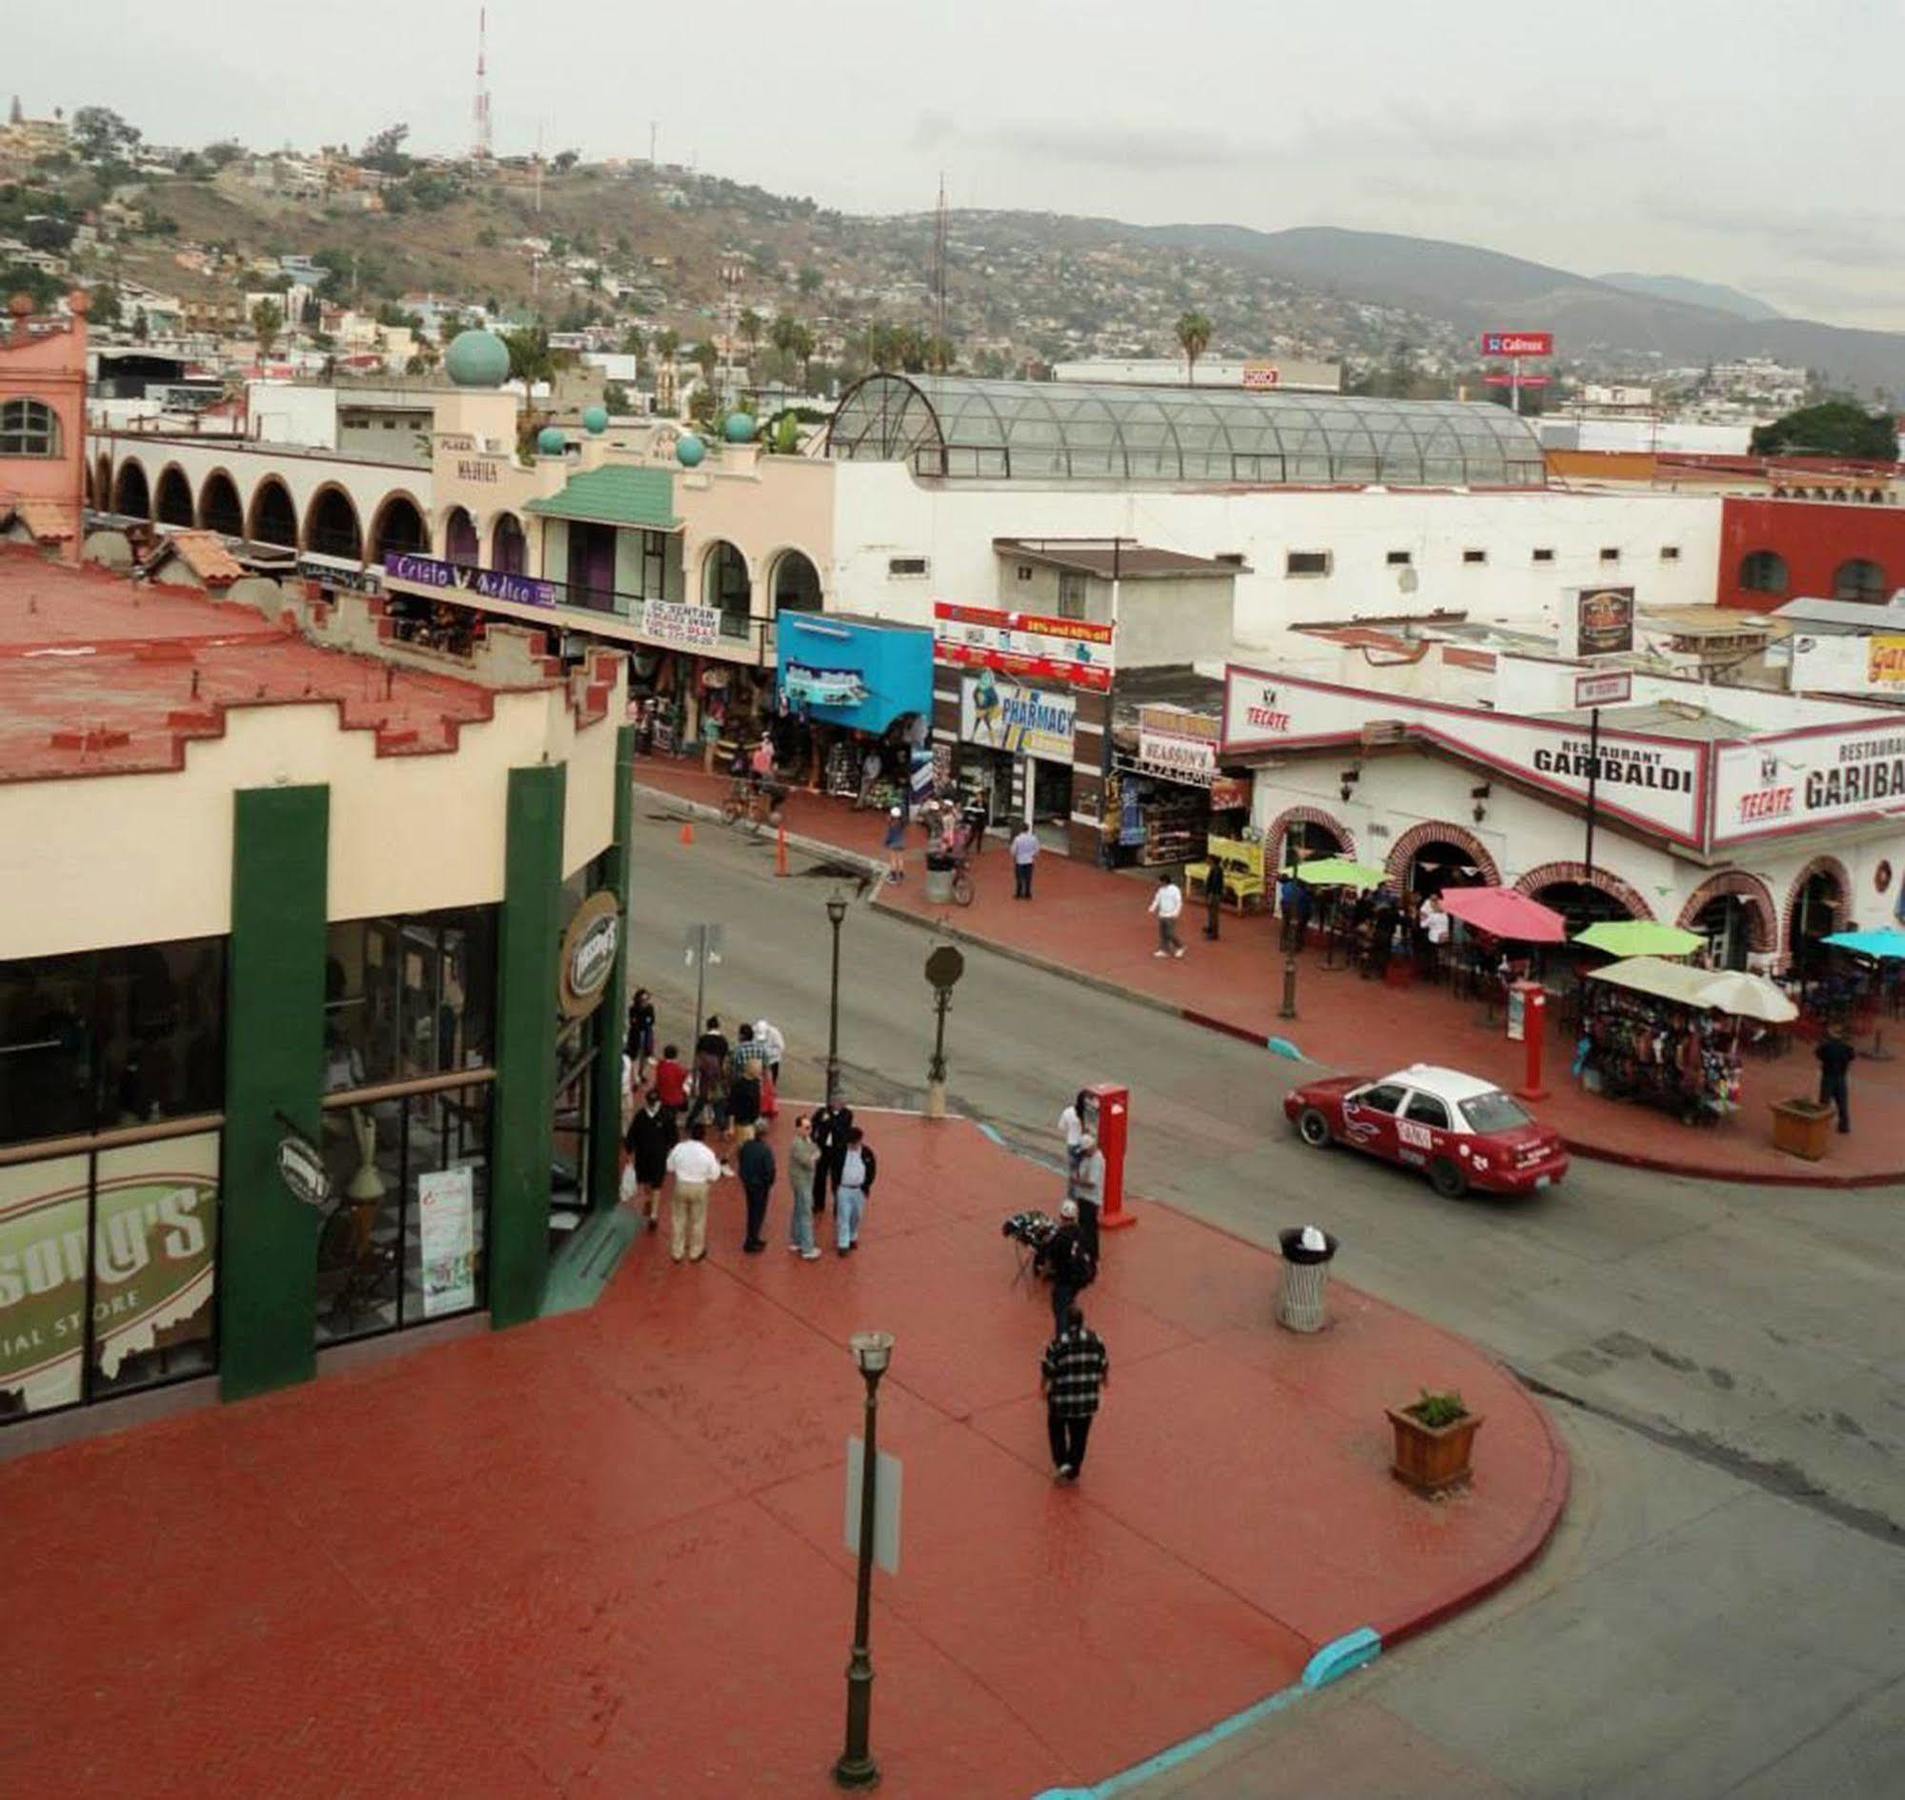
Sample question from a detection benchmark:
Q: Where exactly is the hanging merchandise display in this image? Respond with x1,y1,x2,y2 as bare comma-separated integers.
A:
1578,985,1743,1123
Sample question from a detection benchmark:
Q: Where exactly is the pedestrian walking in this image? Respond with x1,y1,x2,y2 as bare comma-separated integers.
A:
737,1121,776,1252
623,1087,676,1229
1011,821,1041,900
883,805,907,885
653,1043,689,1118
1069,1132,1106,1261
1041,1304,1110,1482
664,1121,722,1264
692,1016,731,1133
811,1095,853,1213
1816,1025,1857,1133
754,1017,786,1084
729,1023,769,1140
1278,869,1302,952
1036,1199,1097,1334
1149,874,1186,958
834,1125,877,1255
625,987,657,1077
1203,859,1224,940
787,1114,822,1259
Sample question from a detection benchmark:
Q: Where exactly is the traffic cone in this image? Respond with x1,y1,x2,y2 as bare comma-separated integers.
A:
679,817,695,846
775,824,790,877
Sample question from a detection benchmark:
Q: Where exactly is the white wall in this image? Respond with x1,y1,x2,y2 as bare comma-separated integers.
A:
246,383,338,450
831,463,1722,651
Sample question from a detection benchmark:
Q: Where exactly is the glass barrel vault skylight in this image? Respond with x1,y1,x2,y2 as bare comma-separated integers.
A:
825,374,1546,488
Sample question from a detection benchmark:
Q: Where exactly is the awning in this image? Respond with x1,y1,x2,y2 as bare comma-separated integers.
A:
1586,957,1797,1021
1438,886,1568,943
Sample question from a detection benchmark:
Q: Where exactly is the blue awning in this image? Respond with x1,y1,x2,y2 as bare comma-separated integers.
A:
776,613,932,734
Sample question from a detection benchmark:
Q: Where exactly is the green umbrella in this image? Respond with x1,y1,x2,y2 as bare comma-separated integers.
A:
1573,919,1704,958
1292,857,1386,891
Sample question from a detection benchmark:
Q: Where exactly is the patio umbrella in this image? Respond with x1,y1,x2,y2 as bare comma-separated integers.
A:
1821,928,1905,959
1292,857,1385,891
1691,969,1799,1023
1437,886,1568,944
1587,957,1797,1022
1573,920,1704,958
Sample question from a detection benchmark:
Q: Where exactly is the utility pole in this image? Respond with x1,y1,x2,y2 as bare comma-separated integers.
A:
649,120,658,166
930,172,949,370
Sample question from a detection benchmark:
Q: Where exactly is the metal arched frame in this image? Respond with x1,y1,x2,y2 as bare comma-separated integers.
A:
1264,805,1357,871
246,474,298,547
367,489,431,564
1383,820,1502,895
1514,860,1656,921
111,454,151,518
152,461,195,527
1675,871,1778,955
701,538,752,611
302,481,364,558
197,467,246,536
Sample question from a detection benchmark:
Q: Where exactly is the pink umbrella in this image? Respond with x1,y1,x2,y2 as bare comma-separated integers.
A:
1437,886,1569,943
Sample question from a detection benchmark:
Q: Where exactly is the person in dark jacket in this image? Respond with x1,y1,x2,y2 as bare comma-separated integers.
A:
623,1087,677,1229
1817,1026,1857,1132
1036,1199,1096,1333
736,1122,776,1252
692,1016,731,1133
810,1096,854,1213
833,1126,877,1255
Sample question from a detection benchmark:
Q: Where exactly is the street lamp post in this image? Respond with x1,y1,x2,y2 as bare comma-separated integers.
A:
922,944,965,1120
835,1330,894,1791
826,893,848,1103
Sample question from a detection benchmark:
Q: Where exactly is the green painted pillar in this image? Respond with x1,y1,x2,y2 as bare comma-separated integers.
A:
220,785,329,1402
587,724,637,1219
490,762,566,1328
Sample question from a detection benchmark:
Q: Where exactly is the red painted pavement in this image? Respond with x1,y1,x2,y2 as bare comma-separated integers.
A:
0,1114,1564,1799
638,756,1905,1186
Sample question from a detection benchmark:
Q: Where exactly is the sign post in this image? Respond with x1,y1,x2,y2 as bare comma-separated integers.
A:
683,923,724,1042
1479,331,1554,415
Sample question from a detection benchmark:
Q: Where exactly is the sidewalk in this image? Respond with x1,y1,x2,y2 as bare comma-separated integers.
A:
638,757,1905,1187
0,1113,1565,1800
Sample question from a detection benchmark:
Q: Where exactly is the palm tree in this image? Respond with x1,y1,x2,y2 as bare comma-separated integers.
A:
251,298,283,362
738,306,763,365
1175,312,1212,387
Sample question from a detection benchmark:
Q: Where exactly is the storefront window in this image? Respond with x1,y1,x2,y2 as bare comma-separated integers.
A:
0,1128,221,1426
325,907,495,1093
0,938,226,1149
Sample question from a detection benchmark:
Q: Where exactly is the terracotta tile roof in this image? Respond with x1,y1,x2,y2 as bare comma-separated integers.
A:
157,529,245,587
2,498,77,541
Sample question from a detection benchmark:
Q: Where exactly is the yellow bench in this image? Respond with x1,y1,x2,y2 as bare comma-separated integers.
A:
1185,836,1268,912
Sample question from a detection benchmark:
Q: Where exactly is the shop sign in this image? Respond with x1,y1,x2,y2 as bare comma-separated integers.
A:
933,601,1114,692
297,555,383,595
454,456,503,485
961,671,1075,760
1867,636,1905,686
1137,726,1219,785
418,1166,477,1318
1241,361,1282,389
1711,721,1905,844
383,551,558,610
436,433,477,452
632,597,720,649
1574,670,1633,709
275,1134,331,1210
0,1137,219,1416
1567,586,1636,659
1221,666,1705,845
1480,331,1553,357
1210,775,1252,810
559,891,622,1019
783,663,869,708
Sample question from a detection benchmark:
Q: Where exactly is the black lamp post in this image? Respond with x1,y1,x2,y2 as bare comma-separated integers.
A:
825,893,848,1103
835,1329,894,1791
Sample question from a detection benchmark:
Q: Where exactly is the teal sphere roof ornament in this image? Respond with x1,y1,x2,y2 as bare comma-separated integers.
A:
536,424,567,456
444,328,510,388
582,404,609,434
676,433,706,467
723,411,756,444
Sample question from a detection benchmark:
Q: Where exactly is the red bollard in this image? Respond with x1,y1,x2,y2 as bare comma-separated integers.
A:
775,824,789,877
1087,1082,1137,1230
1517,987,1550,1102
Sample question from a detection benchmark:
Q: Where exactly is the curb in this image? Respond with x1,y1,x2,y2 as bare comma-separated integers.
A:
641,788,1901,1190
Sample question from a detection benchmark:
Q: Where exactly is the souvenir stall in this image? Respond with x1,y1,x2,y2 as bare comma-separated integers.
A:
1107,704,1251,870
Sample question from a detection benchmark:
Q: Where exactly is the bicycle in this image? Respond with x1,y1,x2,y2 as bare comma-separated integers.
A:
721,778,785,833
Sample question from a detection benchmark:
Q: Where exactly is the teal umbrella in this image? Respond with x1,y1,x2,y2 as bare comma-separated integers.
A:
1573,920,1704,958
1822,928,1905,958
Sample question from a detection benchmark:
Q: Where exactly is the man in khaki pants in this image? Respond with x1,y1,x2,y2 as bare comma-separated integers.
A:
665,1121,723,1263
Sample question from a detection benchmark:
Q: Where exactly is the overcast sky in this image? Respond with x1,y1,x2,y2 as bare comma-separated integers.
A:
18,0,1905,327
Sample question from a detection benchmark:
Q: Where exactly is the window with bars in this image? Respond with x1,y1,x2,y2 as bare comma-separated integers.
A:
0,398,61,458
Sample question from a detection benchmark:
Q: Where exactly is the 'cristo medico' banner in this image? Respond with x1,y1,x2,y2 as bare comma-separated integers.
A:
0,1133,219,1417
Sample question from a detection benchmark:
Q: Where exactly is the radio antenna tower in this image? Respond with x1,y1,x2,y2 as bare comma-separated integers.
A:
472,7,494,161
930,172,949,370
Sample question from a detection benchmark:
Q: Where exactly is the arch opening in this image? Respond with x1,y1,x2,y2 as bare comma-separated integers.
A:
1738,549,1788,596
305,486,363,560
1833,558,1887,604
491,512,526,575
199,471,244,537
248,477,297,548
445,506,479,568
703,540,751,638
368,493,428,563
153,466,194,528
770,549,823,616
112,458,150,519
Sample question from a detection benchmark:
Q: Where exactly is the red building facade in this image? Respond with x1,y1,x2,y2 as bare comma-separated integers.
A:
0,291,88,563
1717,494,1905,613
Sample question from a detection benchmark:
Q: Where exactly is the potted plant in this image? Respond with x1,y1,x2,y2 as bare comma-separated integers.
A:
1387,1389,1483,1494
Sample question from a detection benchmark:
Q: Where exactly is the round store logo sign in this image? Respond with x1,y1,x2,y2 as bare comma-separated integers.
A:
560,892,621,1019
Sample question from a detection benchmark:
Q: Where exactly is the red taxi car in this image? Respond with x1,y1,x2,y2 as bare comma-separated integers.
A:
1283,1063,1568,1198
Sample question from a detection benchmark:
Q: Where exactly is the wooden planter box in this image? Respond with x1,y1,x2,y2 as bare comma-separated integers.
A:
1387,1406,1484,1494
1771,1098,1833,1162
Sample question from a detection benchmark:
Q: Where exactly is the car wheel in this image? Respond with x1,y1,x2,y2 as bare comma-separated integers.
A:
1296,1107,1333,1148
1428,1157,1469,1199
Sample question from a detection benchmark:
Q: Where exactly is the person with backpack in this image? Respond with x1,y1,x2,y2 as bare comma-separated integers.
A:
1037,1199,1097,1334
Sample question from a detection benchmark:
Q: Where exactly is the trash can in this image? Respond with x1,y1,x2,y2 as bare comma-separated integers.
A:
924,852,957,903
1276,1225,1340,1333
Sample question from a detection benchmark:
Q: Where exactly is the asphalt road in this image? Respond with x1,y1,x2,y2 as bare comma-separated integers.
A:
632,810,1905,1797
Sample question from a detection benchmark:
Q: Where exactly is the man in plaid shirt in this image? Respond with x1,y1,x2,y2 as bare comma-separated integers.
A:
1041,1305,1109,1482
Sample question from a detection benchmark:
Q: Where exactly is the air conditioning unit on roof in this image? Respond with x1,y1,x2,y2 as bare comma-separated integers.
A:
1360,719,1408,748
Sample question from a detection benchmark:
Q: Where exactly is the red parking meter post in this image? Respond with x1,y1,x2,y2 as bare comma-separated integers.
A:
1517,989,1550,1102
1086,1082,1136,1230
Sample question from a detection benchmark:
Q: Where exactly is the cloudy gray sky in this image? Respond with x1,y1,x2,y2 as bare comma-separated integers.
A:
18,0,1905,326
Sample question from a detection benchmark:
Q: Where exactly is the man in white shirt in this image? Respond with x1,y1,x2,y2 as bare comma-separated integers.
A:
1148,874,1186,959
1011,823,1041,900
664,1121,724,1264
1421,896,1450,980
754,1017,786,1082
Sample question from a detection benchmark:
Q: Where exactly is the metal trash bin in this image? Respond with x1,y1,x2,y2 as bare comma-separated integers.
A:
924,853,957,903
1276,1226,1340,1333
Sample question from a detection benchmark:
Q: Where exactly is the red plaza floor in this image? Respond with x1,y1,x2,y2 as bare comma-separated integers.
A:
2,1115,1564,1799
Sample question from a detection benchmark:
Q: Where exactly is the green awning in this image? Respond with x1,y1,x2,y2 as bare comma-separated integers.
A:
526,465,681,530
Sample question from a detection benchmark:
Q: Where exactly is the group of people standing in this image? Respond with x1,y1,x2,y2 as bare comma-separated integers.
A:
621,989,879,1263
1033,1091,1112,1483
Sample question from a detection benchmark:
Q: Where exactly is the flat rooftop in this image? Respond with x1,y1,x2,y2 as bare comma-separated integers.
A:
0,550,500,783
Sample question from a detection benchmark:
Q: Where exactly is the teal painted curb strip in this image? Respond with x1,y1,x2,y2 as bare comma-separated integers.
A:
1028,1628,1379,1800
541,1208,640,1318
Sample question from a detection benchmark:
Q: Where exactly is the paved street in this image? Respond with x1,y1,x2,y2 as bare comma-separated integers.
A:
634,810,1905,1796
